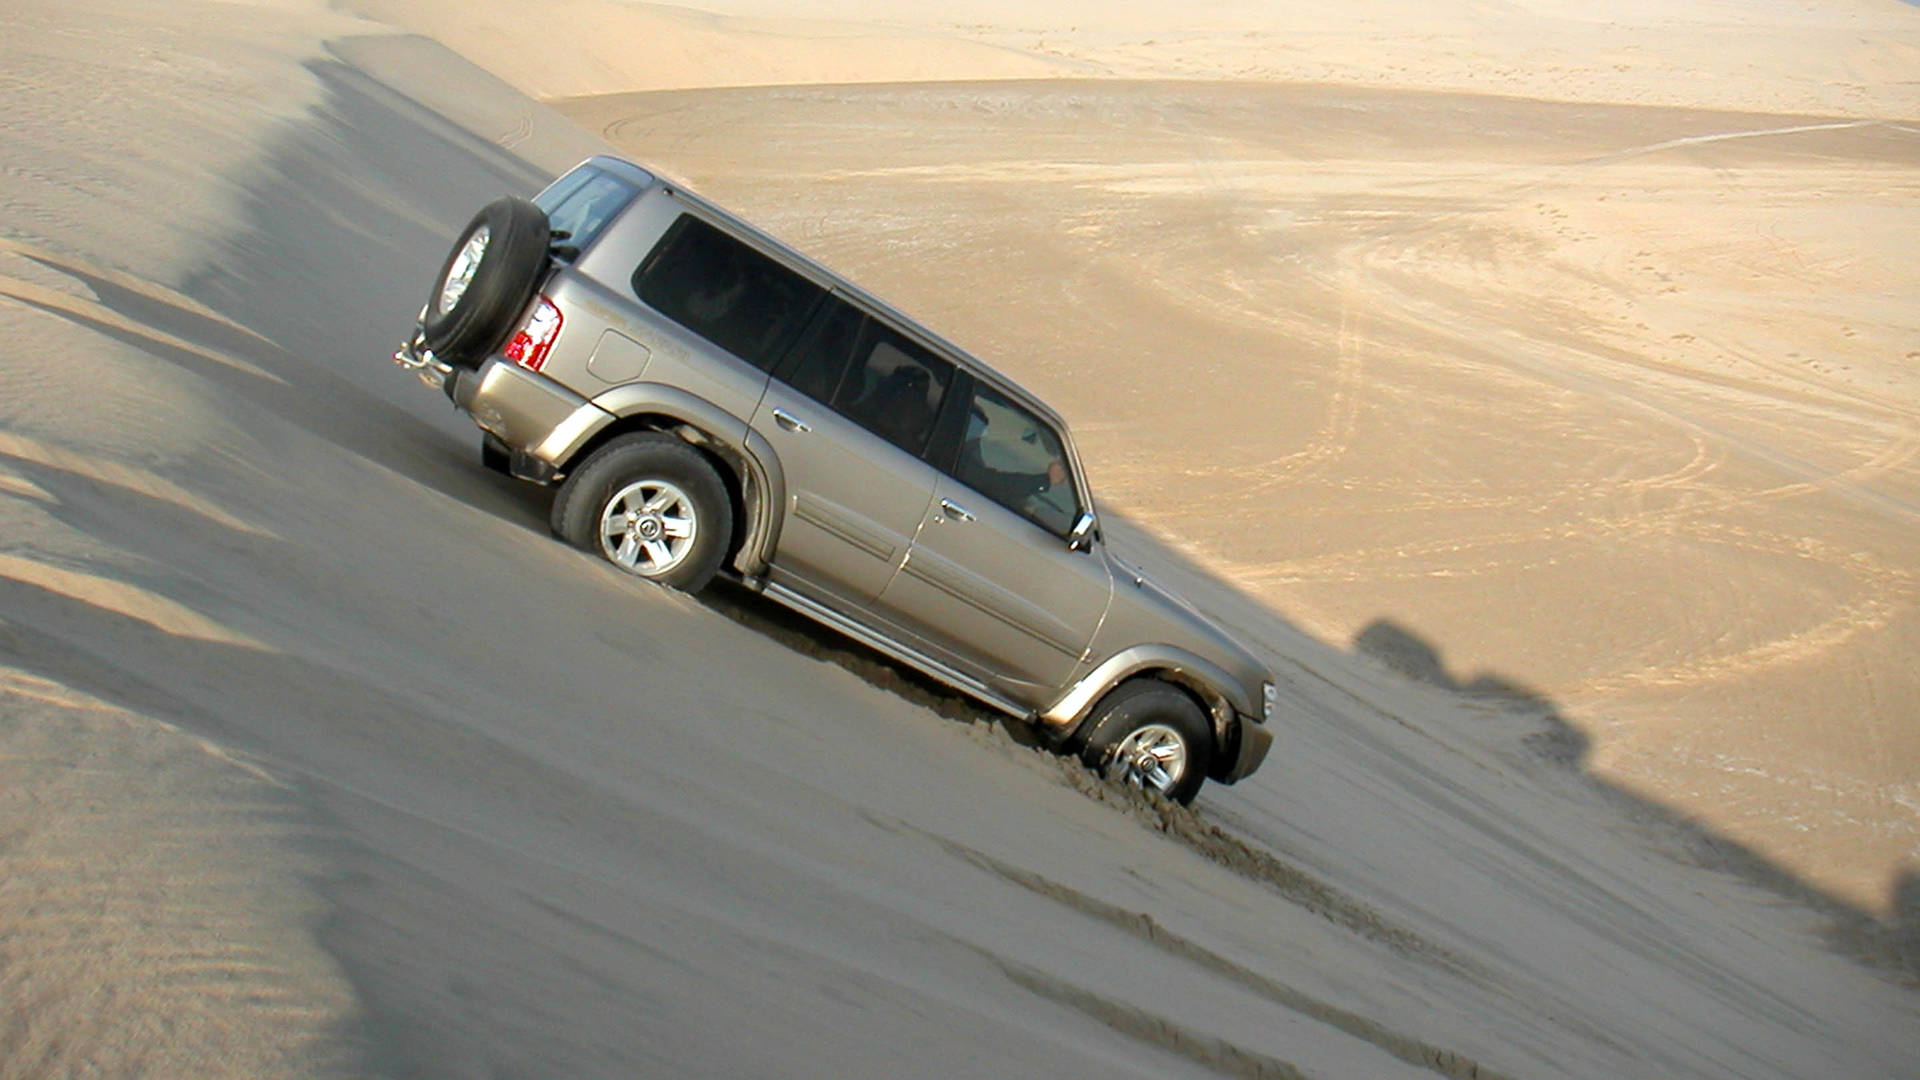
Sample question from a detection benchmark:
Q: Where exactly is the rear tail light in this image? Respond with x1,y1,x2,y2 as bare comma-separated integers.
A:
504,296,563,372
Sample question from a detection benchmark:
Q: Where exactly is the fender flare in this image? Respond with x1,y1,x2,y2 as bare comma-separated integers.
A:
1039,643,1255,747
549,381,789,576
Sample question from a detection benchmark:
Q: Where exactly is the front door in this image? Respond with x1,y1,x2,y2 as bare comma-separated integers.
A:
877,381,1113,695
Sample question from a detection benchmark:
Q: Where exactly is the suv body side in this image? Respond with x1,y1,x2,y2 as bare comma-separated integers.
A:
417,155,1274,786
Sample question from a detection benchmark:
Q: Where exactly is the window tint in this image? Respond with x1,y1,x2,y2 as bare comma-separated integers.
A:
634,215,825,371
830,321,952,457
780,297,865,404
953,383,1079,536
536,168,638,252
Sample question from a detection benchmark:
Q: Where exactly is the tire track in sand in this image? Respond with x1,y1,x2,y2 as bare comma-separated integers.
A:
890,819,1515,1080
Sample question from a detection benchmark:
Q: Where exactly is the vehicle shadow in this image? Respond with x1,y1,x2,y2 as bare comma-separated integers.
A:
117,33,1919,985
1349,615,1919,979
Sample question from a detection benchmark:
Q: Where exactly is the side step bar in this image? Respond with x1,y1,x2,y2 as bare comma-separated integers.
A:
756,580,1035,722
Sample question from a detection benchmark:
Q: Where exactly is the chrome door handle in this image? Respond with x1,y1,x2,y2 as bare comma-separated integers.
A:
771,407,810,433
939,498,975,523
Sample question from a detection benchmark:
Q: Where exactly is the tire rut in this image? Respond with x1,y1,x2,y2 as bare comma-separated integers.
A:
890,818,1514,1080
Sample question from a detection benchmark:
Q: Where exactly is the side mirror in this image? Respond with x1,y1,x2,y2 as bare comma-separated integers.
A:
1067,511,1098,552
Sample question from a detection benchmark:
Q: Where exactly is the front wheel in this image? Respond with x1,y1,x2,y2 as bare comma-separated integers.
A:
551,433,732,593
1078,680,1214,805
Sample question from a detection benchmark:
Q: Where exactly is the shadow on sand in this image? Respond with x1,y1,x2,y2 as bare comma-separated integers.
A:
1348,618,1918,978
17,36,1909,1077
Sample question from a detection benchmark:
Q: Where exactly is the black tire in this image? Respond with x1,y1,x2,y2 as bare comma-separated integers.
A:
550,433,732,593
1078,680,1214,805
423,196,551,369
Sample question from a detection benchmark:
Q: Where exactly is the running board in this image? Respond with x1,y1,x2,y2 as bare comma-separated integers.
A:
758,581,1034,722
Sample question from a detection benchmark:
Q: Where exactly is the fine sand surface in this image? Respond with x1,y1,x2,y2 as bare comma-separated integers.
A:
2,0,1917,1077
383,0,1920,918
551,77,1920,921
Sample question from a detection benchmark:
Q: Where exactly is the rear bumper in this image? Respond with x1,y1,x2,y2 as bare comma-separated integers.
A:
395,332,610,476
459,357,594,457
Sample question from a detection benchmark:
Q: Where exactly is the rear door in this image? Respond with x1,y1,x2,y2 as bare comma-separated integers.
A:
750,297,953,605
876,378,1113,695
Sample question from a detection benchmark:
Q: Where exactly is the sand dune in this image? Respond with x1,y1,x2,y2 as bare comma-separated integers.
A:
547,70,1920,913
2,0,1916,1076
355,0,1920,116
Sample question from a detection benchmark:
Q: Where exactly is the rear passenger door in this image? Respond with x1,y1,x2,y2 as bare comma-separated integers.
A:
750,296,953,606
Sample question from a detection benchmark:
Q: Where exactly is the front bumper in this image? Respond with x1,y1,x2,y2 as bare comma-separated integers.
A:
1221,715,1273,784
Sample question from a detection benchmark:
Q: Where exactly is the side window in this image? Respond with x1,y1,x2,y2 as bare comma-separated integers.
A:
779,297,865,404
830,321,952,457
536,168,639,252
953,383,1080,536
633,215,826,371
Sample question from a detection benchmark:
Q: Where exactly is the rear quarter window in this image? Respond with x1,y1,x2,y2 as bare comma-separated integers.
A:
633,214,826,371
535,167,640,252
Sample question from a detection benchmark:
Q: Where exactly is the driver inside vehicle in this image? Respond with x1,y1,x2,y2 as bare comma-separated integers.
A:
956,395,1075,533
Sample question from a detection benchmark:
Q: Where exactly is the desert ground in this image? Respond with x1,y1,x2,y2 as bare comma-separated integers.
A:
1,0,1916,1077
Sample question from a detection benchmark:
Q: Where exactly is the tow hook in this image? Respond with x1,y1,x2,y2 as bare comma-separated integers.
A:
393,331,453,394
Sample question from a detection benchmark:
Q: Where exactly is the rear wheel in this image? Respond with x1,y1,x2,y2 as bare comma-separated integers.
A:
423,196,551,368
551,433,732,593
1078,680,1214,805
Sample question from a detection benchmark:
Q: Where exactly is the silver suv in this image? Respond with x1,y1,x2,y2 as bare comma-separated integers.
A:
395,155,1273,802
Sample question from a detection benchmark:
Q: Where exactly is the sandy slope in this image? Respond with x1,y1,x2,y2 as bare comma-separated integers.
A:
364,0,1920,912
549,77,1920,916
352,0,1920,116
1,0,1917,1077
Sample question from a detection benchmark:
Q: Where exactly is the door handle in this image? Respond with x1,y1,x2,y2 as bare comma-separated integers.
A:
939,498,975,523
771,407,810,433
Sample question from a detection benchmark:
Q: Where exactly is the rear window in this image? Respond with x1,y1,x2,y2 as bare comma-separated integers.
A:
535,167,640,252
633,215,825,371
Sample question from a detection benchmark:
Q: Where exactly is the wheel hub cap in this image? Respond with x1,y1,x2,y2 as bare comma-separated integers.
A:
1106,723,1188,794
600,479,698,576
438,224,490,315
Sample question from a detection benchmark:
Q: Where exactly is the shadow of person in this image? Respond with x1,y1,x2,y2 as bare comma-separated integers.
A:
1352,617,1590,767
1890,871,1920,980
1349,615,1920,981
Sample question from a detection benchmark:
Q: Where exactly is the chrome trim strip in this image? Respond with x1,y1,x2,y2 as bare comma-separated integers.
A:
760,581,1032,720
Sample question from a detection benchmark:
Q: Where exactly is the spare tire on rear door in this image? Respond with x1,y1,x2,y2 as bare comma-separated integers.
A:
423,196,552,369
